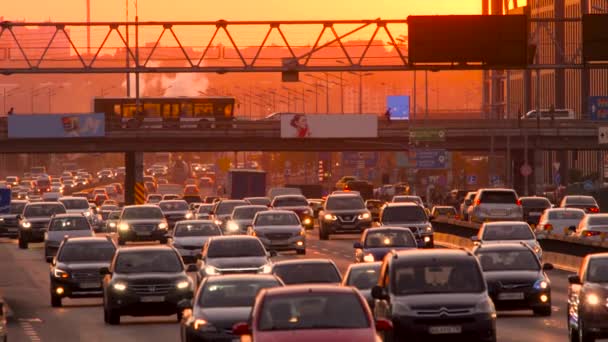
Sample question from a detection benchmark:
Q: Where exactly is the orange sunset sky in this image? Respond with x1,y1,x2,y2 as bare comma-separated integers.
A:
3,0,526,22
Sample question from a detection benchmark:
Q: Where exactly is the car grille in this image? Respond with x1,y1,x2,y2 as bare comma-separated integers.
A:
498,281,533,290
2,218,18,226
217,267,260,275
338,215,356,223
131,223,157,232
31,222,49,230
130,283,173,295
413,317,476,325
266,233,293,240
71,270,102,283
411,304,474,316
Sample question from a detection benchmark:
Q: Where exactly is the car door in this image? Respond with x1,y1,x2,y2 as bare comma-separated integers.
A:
373,261,392,320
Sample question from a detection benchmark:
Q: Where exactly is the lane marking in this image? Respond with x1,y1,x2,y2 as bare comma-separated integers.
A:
19,319,42,342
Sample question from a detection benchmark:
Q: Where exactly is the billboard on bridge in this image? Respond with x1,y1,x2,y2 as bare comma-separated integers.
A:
280,114,377,138
8,113,105,138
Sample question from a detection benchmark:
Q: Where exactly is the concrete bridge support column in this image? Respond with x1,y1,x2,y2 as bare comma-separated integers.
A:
125,151,144,205
533,149,545,196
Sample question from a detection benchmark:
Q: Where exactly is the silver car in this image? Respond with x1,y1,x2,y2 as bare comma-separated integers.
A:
535,208,585,238
468,189,523,223
248,210,306,255
170,220,222,264
575,214,608,240
472,221,542,260
460,191,477,221
44,214,94,262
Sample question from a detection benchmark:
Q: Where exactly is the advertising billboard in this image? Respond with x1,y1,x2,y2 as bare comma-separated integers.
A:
8,113,105,138
386,96,410,120
280,114,377,138
590,96,608,120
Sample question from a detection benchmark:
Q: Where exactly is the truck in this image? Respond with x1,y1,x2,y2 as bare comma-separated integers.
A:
227,169,267,199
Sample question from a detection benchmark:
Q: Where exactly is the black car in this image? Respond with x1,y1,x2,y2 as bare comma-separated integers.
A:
473,242,553,316
170,220,223,264
195,236,274,284
18,202,67,249
271,195,315,230
567,252,608,342
159,200,193,229
211,200,249,232
117,205,169,245
342,262,382,309
0,200,27,238
318,193,372,240
49,236,117,307
353,227,417,263
271,259,342,285
520,196,552,227
379,203,435,248
179,274,283,342
102,245,196,325
372,249,496,342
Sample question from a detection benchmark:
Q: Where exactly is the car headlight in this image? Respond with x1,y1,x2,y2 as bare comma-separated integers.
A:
83,211,91,217
205,265,219,275
586,293,601,305
358,212,371,220
158,222,168,230
113,283,127,292
53,268,69,279
21,221,31,228
193,319,217,332
176,280,191,290
259,264,272,274
109,222,116,228
185,212,193,219
425,225,433,233
214,219,222,225
324,214,337,221
302,218,312,225
226,221,240,232
475,298,496,317
534,280,549,290
363,253,375,262
533,245,542,254
0,218,4,222
118,222,130,231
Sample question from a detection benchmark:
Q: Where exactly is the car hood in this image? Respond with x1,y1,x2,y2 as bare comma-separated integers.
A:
255,329,375,342
196,307,252,329
363,246,416,261
173,236,211,247
275,206,311,213
23,217,52,223
121,219,164,224
56,261,111,271
66,209,88,214
380,222,430,229
47,230,93,242
113,272,187,283
392,292,486,312
483,270,542,287
163,211,188,216
482,240,537,249
207,256,268,269
324,209,368,215
254,226,302,234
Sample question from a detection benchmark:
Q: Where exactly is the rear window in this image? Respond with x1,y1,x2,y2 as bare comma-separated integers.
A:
325,196,365,210
566,197,597,205
548,210,584,220
159,201,188,211
59,199,90,210
381,206,427,223
273,263,341,285
24,204,66,217
207,239,266,258
272,196,308,207
521,198,551,208
482,224,534,240
346,265,381,290
49,217,90,231
479,191,518,204
254,213,300,226
216,201,248,215
588,217,608,226
392,259,484,295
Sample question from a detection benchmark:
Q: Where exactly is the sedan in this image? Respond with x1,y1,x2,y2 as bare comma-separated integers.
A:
574,214,608,239
159,200,193,229
472,221,542,260
342,262,382,309
179,274,283,341
44,214,94,261
232,285,392,342
225,205,268,235
535,208,585,238
353,227,417,263
271,259,342,285
170,220,222,264
561,195,600,214
248,210,306,255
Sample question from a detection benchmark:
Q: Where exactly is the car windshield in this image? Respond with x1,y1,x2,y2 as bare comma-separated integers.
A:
566,197,597,205
10,202,26,214
346,265,381,290
482,225,534,240
393,196,422,204
477,250,540,272
325,196,365,210
198,280,280,307
548,210,584,220
24,204,66,217
479,191,518,204
255,213,300,226
233,207,267,220
273,263,341,285
365,230,416,248
58,242,116,262
197,205,214,214
588,217,608,226
148,196,162,202
108,211,121,220
174,222,221,237
49,217,90,231
121,207,164,220
521,198,551,208
393,259,485,295
247,198,270,206
434,207,456,215
216,201,248,215
273,197,308,207
159,201,188,211
587,259,608,283
382,206,427,222
114,250,182,273
258,293,369,331
207,239,266,258
59,199,89,210
101,205,119,211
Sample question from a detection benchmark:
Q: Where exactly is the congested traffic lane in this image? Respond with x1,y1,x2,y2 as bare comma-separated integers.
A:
0,230,574,342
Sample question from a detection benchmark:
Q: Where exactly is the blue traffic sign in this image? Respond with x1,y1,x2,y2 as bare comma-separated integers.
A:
0,189,11,214
412,149,448,169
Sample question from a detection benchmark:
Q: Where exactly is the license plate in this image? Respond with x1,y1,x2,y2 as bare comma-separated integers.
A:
7,228,17,232
498,292,525,300
271,240,288,245
80,282,100,289
140,296,165,303
137,232,152,236
490,210,507,216
429,326,462,335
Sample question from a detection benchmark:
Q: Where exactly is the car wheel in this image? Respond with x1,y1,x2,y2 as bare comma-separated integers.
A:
579,319,595,342
533,306,552,317
105,307,120,325
51,294,62,308
569,323,580,342
18,237,28,249
297,249,306,255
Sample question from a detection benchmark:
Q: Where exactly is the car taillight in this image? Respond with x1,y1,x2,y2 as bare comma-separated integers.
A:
516,199,522,206
584,231,601,237
589,207,599,213
474,199,481,205
543,224,553,231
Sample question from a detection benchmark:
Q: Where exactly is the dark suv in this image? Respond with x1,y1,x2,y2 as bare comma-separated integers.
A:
0,200,27,238
117,205,169,245
379,203,434,248
49,236,116,307
102,246,196,325
18,202,67,249
372,249,496,341
318,193,372,240
271,195,314,230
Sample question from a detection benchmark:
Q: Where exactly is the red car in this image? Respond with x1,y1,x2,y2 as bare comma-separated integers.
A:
233,285,392,342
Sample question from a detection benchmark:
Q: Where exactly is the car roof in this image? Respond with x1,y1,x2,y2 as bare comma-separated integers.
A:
209,235,260,242
273,259,336,266
478,188,516,192
274,194,306,199
262,285,357,296
384,202,423,208
218,199,248,203
519,196,549,200
389,248,473,261
58,196,87,200
245,197,269,200
345,262,382,271
175,220,215,224
203,274,280,284
565,195,595,199
65,237,114,244
546,207,585,213
25,202,64,206
473,242,533,253
51,213,87,218
482,221,530,227
257,210,296,215
116,245,175,253
159,200,187,204
588,214,608,218
123,204,161,209
234,205,268,210
365,226,416,233
327,193,361,198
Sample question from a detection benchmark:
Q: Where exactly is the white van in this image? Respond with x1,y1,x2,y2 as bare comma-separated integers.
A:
522,109,575,120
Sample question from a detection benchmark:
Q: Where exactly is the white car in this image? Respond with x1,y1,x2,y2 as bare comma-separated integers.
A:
472,221,542,260
574,214,608,239
535,208,585,237
468,189,523,223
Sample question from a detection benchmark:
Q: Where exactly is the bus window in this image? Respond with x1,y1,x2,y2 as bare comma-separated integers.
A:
113,104,121,117
181,103,193,117
143,103,161,117
194,103,213,117
223,104,233,118
123,104,136,118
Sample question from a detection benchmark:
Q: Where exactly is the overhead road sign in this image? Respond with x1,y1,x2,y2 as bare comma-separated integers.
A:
411,149,448,169
409,129,446,142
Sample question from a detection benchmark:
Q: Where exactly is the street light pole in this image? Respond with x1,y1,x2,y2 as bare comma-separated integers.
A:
359,73,363,114
425,70,429,120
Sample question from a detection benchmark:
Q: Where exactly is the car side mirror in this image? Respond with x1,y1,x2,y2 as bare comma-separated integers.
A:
99,267,111,275
232,322,251,336
45,256,53,263
542,263,554,271
268,250,278,257
353,242,363,249
465,200,471,206
177,299,193,311
568,226,576,233
371,285,388,300
186,264,198,273
470,236,479,242
568,275,581,285
375,319,393,332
